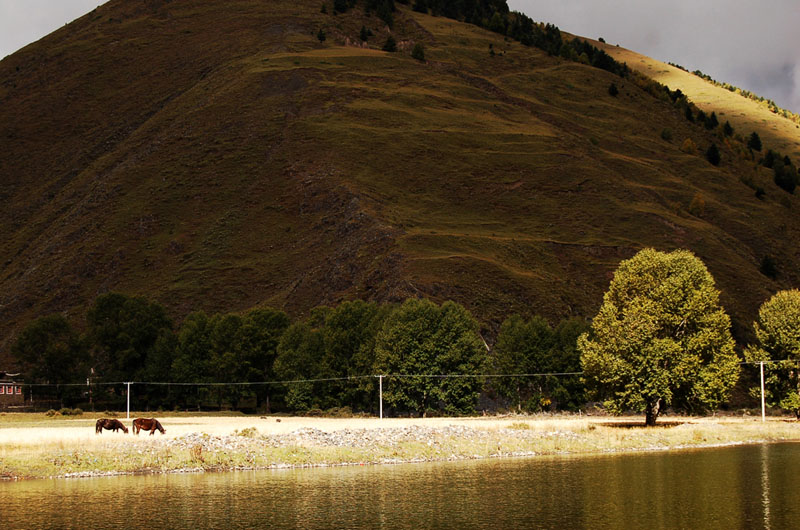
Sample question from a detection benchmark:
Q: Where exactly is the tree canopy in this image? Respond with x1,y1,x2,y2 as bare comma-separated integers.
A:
579,248,739,425
744,290,800,417
375,299,488,416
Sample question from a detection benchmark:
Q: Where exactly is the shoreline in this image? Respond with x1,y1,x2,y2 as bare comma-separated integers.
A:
2,414,799,481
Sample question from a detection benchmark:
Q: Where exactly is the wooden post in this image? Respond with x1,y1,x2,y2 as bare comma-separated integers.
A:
379,375,383,420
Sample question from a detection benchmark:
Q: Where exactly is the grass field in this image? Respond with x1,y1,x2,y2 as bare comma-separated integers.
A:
2,412,799,480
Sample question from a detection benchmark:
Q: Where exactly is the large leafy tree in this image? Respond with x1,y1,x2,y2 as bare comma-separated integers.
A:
12,314,89,407
321,300,392,412
375,299,488,416
86,292,172,382
273,316,327,412
579,248,739,425
744,290,800,417
492,315,588,412
12,314,88,385
238,307,290,412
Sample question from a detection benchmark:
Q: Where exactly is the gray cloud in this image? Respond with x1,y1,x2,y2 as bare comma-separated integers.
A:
508,0,800,113
0,1,103,59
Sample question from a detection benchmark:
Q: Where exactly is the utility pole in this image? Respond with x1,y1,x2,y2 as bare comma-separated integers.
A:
126,382,131,419
760,362,766,423
379,375,383,420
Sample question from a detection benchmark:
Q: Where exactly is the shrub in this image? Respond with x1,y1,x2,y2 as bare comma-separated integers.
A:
760,255,778,279
680,138,696,154
359,25,369,42
705,111,719,130
661,128,673,141
411,42,425,61
234,427,259,438
317,29,326,42
774,163,797,193
382,35,397,52
723,121,734,137
688,193,706,217
748,131,762,151
763,149,778,169
706,144,721,166
608,83,619,97
45,409,58,417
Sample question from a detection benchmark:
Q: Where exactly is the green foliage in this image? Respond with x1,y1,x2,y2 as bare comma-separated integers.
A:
578,249,739,425
317,29,326,43
12,314,88,385
608,83,619,97
382,35,397,52
274,320,326,411
492,315,587,411
87,293,172,383
706,143,721,166
320,300,391,411
488,12,505,34
748,131,762,151
375,299,488,415
411,42,425,61
745,290,800,416
359,25,370,42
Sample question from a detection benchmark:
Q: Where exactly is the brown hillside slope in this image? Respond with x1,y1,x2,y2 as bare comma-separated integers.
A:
1,0,798,362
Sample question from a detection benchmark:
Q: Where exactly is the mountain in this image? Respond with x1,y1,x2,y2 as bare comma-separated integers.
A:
2,0,799,363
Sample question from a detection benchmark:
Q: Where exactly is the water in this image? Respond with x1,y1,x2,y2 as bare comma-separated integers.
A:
3,443,799,529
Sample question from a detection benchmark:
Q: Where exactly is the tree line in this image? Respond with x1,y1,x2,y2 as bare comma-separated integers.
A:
11,249,800,424
10,294,585,416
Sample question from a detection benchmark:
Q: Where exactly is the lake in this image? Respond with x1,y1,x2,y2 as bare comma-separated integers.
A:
3,443,798,529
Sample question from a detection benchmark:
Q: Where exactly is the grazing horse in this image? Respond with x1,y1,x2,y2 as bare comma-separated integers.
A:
132,417,166,436
96,418,129,434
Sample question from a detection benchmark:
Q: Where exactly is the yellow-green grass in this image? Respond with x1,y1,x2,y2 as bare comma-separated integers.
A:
2,413,799,479
596,38,800,161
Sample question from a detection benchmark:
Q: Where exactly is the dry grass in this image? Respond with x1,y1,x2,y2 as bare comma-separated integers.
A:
595,38,800,160
2,413,800,479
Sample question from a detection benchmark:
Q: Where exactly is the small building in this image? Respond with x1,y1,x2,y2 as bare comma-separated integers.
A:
0,371,24,409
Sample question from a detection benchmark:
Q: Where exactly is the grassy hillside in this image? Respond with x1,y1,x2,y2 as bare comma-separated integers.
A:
1,0,799,363
597,40,800,161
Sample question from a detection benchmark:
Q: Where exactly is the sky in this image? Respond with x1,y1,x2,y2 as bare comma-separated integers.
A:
508,0,800,113
1,1,798,113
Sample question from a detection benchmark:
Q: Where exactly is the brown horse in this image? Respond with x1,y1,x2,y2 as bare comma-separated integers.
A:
132,417,166,435
96,418,129,434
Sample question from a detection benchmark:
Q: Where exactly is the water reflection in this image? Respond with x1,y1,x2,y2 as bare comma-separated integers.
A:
761,444,771,530
3,443,800,529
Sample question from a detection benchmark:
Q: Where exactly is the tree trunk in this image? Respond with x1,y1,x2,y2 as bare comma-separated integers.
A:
645,398,661,426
